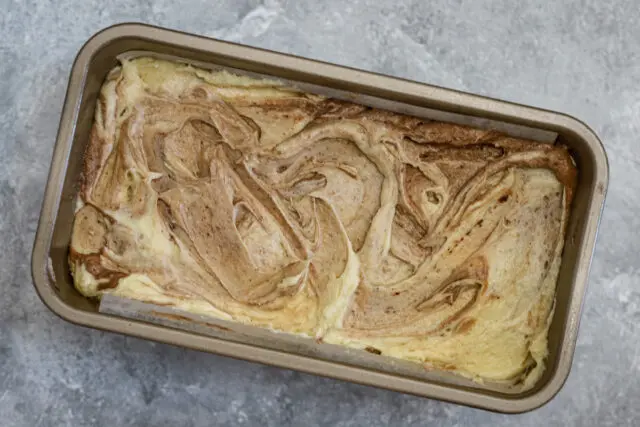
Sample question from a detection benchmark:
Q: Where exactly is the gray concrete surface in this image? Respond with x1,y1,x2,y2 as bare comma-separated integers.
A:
1,0,638,425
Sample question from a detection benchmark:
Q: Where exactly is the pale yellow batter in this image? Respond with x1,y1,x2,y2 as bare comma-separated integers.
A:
70,57,576,389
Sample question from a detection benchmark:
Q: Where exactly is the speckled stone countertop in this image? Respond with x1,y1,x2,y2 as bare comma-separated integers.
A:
1,1,638,426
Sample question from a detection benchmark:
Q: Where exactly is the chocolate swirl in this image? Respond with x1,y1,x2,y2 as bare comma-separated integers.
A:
70,58,576,388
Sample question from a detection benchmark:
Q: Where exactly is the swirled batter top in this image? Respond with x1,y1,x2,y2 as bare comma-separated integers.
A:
70,57,576,389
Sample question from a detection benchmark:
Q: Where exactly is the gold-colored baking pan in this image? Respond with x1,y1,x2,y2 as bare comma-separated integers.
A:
31,23,608,413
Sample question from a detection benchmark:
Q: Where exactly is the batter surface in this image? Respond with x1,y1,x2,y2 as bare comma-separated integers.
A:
70,57,576,388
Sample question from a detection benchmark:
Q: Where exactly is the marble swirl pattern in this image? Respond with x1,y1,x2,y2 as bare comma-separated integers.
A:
70,58,576,389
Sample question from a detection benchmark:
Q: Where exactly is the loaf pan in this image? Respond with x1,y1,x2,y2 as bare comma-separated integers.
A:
31,23,608,413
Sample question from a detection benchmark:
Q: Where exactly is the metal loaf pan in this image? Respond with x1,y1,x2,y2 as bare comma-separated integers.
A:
32,23,608,413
